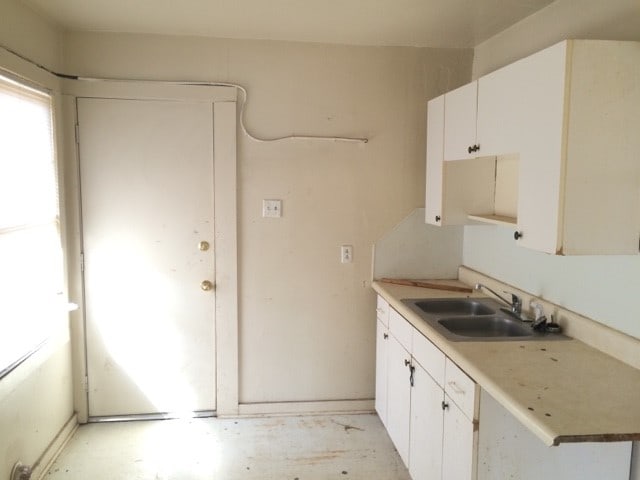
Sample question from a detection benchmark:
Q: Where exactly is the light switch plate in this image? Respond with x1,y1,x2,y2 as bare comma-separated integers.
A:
263,199,282,218
341,245,353,263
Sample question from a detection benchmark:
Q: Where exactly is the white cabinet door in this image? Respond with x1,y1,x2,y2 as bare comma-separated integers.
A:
514,41,567,254
375,319,389,427
444,81,478,161
477,59,525,157
442,394,476,480
386,334,412,466
409,363,444,480
425,95,445,226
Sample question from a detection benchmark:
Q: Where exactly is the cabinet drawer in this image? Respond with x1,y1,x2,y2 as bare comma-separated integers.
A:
412,332,445,388
389,308,412,352
445,358,478,421
376,295,390,327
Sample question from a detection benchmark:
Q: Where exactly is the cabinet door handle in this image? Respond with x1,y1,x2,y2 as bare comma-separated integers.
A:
447,381,465,395
383,333,388,339
514,231,523,240
467,144,480,154
435,215,441,222
404,359,411,367
441,400,449,411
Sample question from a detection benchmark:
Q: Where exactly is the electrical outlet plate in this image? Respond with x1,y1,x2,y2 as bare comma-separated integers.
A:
262,199,282,218
11,462,32,480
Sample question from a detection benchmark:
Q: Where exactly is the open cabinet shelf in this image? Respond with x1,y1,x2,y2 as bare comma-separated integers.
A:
467,214,517,227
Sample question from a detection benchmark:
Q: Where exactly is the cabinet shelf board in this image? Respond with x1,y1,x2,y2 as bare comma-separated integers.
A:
467,214,517,226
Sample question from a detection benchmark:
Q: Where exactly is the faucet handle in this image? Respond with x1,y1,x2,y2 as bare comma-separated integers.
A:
507,292,522,311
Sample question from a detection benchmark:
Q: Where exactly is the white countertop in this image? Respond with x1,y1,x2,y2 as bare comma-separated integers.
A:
373,279,640,446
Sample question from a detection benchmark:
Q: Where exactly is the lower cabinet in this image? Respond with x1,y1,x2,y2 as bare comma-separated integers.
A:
375,318,389,427
386,332,412,465
409,361,443,479
442,392,476,480
376,298,478,480
374,296,633,480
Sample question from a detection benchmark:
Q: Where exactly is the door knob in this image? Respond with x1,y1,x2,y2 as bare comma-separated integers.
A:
200,280,214,291
198,241,210,251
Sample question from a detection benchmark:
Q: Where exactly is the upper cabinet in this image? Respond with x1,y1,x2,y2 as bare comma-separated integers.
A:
425,39,640,255
443,82,478,161
425,91,496,226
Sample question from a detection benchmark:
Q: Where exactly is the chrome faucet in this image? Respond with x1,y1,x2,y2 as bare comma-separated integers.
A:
474,283,529,321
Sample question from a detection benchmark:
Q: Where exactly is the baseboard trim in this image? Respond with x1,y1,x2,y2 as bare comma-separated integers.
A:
33,413,78,480
235,399,375,417
88,410,215,423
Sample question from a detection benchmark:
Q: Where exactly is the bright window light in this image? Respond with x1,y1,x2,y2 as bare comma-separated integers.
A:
0,72,64,377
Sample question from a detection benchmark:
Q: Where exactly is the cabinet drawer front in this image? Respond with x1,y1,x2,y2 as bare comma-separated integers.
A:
412,332,445,388
445,358,478,421
376,295,390,327
389,308,412,352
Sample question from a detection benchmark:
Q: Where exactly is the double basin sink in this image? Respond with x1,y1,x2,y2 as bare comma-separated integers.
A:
402,297,568,342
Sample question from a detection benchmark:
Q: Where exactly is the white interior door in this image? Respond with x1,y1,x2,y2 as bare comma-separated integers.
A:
78,97,216,418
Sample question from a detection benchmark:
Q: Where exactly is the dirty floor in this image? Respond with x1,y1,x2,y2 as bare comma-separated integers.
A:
44,413,411,479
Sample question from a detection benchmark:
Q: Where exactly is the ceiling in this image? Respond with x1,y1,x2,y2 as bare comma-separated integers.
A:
22,0,557,48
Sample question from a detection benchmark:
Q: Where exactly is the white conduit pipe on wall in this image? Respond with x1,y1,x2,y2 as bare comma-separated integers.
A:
0,43,369,145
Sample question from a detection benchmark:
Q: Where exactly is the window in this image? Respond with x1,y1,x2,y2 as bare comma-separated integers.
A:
0,72,64,377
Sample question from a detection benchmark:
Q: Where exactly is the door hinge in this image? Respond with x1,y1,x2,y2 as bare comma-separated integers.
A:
80,253,85,272
82,375,89,393
74,124,80,144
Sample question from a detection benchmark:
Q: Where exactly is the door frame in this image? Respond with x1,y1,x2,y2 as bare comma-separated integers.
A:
61,80,238,422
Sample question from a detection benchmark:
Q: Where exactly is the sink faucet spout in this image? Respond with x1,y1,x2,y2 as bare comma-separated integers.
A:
474,283,526,320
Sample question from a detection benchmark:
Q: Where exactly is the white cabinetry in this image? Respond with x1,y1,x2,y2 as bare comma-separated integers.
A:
443,82,478,161
476,59,523,157
425,94,496,226
386,307,413,465
409,361,443,479
375,319,389,427
378,301,478,480
425,95,445,225
442,393,476,480
386,332,412,465
375,297,390,426
442,359,478,480
514,40,640,254
425,39,640,254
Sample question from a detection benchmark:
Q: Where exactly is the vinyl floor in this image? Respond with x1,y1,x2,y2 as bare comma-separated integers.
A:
44,413,411,479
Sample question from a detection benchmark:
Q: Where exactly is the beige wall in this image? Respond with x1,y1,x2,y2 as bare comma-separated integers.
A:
0,0,62,71
62,32,472,404
0,334,74,479
472,0,640,78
